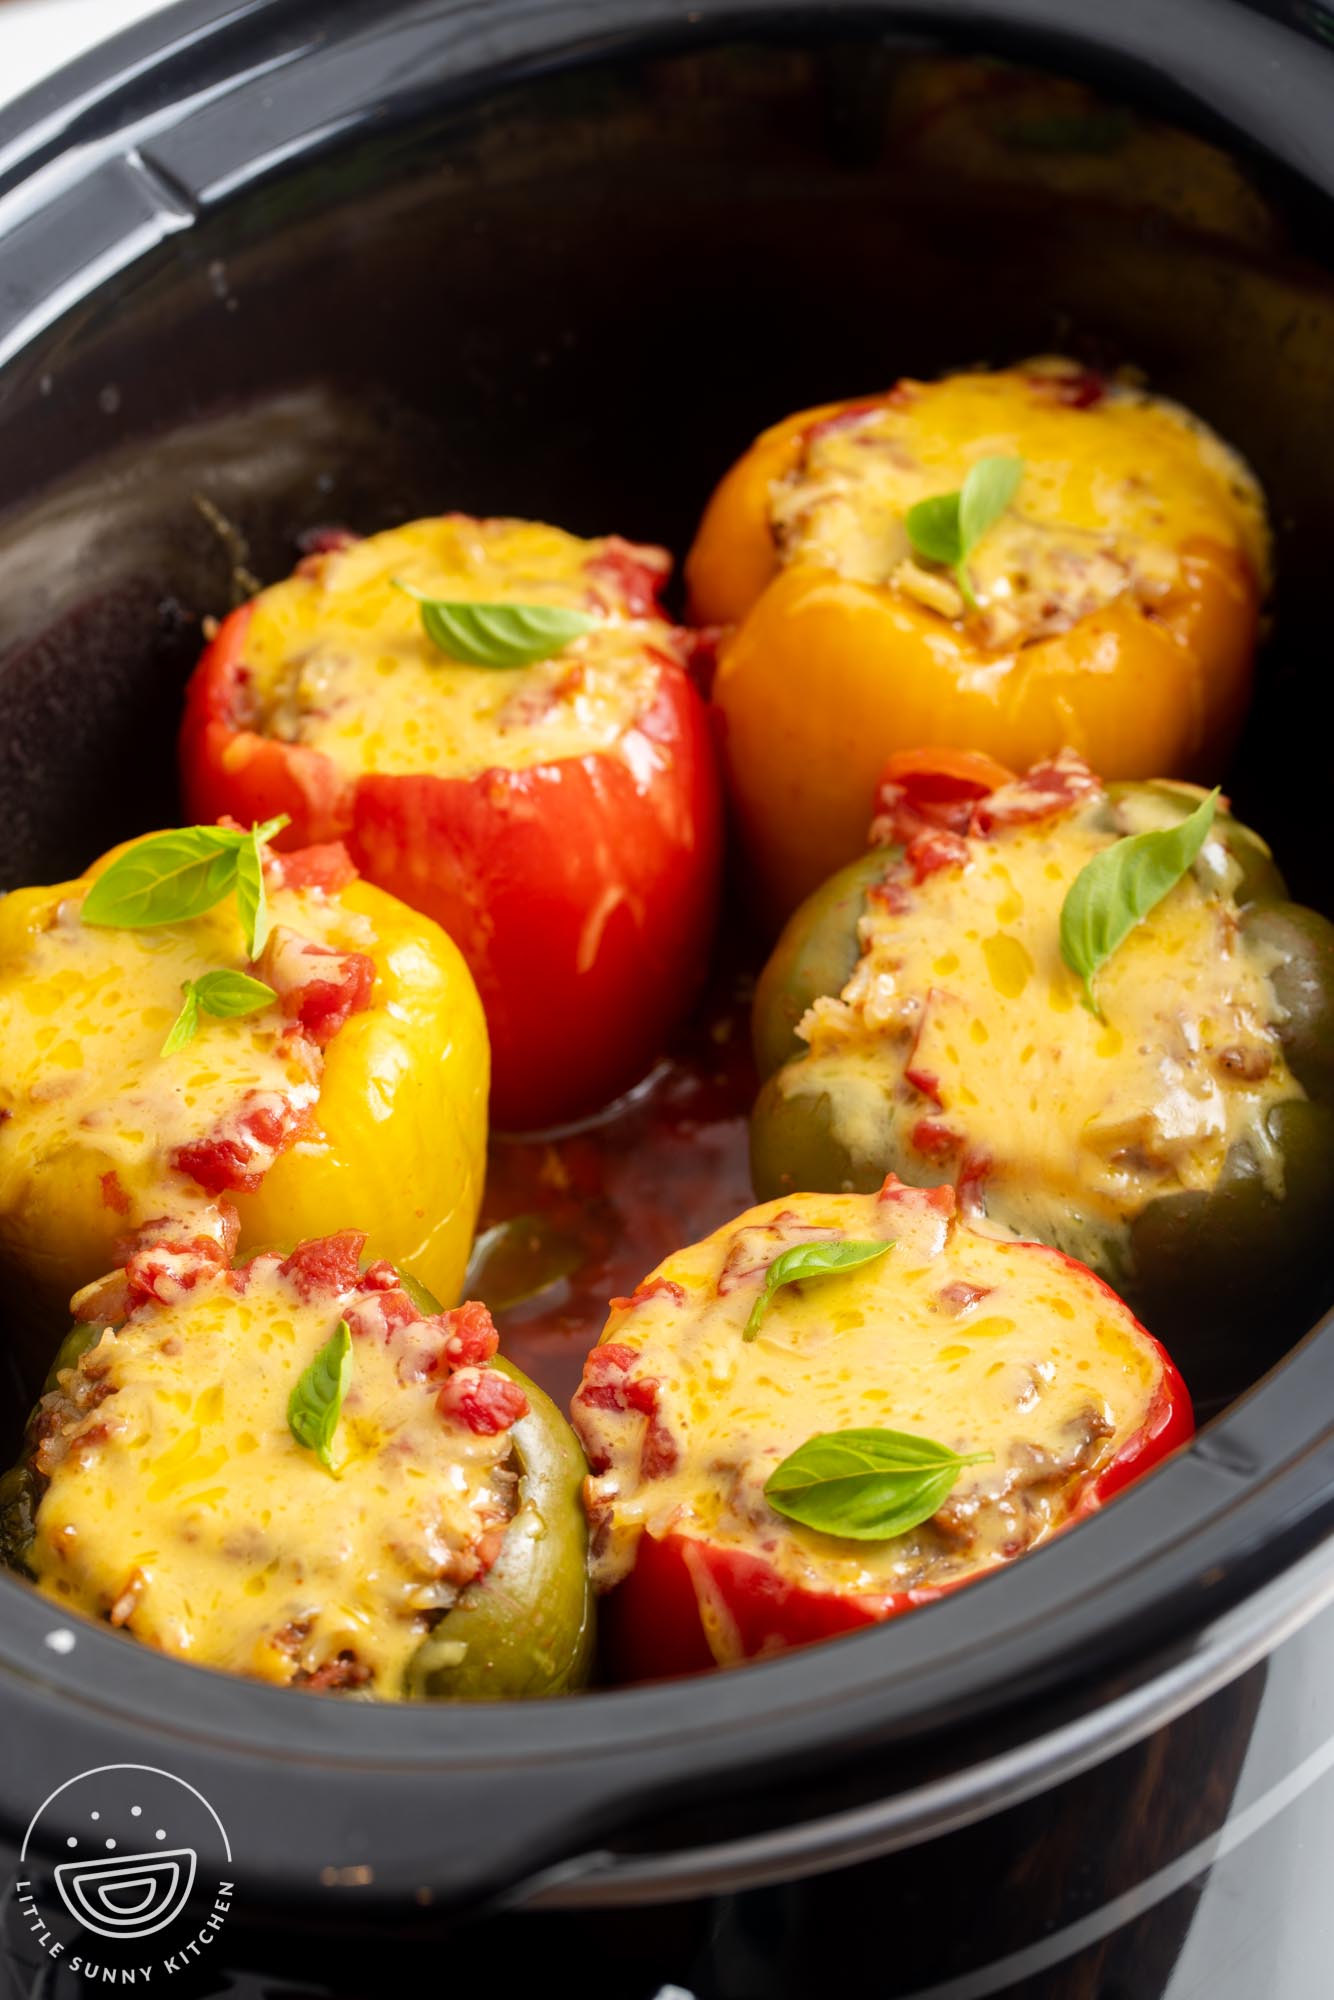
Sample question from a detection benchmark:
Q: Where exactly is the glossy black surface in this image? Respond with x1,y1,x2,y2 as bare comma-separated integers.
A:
3,1,1334,1985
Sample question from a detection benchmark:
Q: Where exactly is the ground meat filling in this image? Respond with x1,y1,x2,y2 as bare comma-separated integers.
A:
15,1233,527,1694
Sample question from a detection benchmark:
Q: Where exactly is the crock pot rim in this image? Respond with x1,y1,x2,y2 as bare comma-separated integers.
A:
3,0,1334,1912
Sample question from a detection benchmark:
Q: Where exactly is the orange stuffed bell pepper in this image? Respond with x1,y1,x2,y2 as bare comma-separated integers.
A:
0,823,487,1373
687,358,1269,922
179,517,722,1129
571,1179,1192,1681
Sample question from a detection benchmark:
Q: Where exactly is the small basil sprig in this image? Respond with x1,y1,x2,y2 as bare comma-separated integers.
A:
160,969,278,1057
287,1320,353,1474
765,1427,993,1540
394,582,594,667
744,1239,893,1341
905,454,1024,611
1060,788,1219,1015
81,817,288,958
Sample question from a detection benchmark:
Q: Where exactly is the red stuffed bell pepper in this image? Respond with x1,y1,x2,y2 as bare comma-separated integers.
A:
571,1179,1192,1681
179,516,722,1128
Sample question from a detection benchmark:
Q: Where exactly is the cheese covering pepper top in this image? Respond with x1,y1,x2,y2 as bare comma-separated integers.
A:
240,517,671,780
13,1236,527,1692
769,359,1268,646
752,756,1302,1280
0,836,488,1339
571,1183,1185,1633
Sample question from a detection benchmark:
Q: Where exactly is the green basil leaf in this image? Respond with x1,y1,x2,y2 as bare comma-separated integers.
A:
235,830,269,959
159,985,201,1057
764,1426,993,1540
193,968,278,1018
905,456,1024,612
80,818,290,934
957,454,1025,559
287,1320,353,1473
904,493,963,568
396,583,595,667
744,1239,894,1342
159,970,276,1056
82,828,246,930
1060,787,1220,1013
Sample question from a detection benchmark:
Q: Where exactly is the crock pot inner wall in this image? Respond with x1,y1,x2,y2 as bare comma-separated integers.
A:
3,1,1334,1913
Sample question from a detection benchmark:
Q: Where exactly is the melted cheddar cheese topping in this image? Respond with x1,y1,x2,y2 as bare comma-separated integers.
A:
769,359,1268,648
26,1260,516,1691
787,786,1296,1273
0,873,372,1244
574,1188,1166,1614
241,517,675,780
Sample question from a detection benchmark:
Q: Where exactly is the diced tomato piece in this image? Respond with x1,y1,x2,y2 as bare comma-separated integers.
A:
904,828,970,882
608,1279,687,1314
344,1288,420,1343
280,1231,366,1301
268,841,359,895
437,1367,528,1435
441,1299,500,1367
174,1090,315,1195
912,1118,964,1161
877,1174,956,1221
359,1260,399,1291
969,751,1101,834
257,926,375,1046
99,1171,131,1216
124,1232,231,1310
870,748,1016,848
584,538,672,617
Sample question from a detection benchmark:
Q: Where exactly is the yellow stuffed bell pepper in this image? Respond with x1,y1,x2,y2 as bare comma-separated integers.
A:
687,358,1270,923
0,823,487,1373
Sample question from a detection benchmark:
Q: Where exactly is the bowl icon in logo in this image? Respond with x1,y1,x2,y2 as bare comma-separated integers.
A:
18,1763,231,1957
54,1848,198,1940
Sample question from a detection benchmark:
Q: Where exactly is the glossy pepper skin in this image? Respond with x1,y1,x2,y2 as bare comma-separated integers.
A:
0,1279,593,1703
687,376,1264,923
751,754,1334,1355
179,543,722,1130
0,835,488,1337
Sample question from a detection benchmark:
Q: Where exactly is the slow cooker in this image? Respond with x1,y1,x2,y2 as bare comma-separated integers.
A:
4,2,1334,1994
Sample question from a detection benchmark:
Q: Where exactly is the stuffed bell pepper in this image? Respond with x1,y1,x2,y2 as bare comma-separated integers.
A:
0,1231,592,1697
751,750,1334,1347
179,516,723,1128
571,1179,1191,1680
0,824,487,1374
687,358,1269,919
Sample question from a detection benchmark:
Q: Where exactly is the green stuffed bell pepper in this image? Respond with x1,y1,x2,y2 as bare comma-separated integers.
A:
750,748,1334,1354
0,1229,592,1699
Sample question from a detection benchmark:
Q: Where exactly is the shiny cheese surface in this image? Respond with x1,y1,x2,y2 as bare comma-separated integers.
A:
0,873,367,1238
788,789,1296,1271
577,1189,1163,1602
243,517,669,780
769,359,1268,648
28,1263,515,1690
